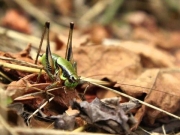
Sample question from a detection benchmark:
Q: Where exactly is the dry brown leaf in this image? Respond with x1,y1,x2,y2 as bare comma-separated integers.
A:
2,9,31,34
6,73,49,99
119,41,176,68
132,27,180,49
7,72,80,109
116,69,180,126
89,24,110,44
54,0,72,16
56,44,180,127
115,69,160,97
72,45,142,81
125,11,158,32
71,97,137,134
13,44,34,62
0,44,35,79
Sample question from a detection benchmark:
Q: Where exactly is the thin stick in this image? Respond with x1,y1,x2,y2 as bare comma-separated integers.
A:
27,96,54,120
10,127,110,135
90,82,180,120
0,71,13,82
79,0,111,23
14,0,63,33
0,56,43,69
162,125,166,135
72,126,86,132
138,126,151,135
0,62,44,73
0,26,55,51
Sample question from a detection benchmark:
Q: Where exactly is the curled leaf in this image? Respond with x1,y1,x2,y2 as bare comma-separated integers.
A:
71,97,137,134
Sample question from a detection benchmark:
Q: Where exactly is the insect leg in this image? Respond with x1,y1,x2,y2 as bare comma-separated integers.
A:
35,22,49,64
36,68,43,83
82,82,90,99
65,22,74,62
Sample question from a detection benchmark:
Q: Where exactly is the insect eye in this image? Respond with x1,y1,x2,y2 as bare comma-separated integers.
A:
69,76,76,82
39,54,43,57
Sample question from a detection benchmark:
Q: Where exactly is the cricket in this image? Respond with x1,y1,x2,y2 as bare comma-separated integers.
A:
36,22,79,89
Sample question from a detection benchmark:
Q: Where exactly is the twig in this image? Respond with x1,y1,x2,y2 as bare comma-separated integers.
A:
72,125,86,132
0,62,44,73
0,71,13,82
101,0,124,25
4,127,110,135
162,125,166,135
90,81,180,120
0,26,56,52
0,56,43,69
79,0,111,23
138,126,151,134
14,0,64,33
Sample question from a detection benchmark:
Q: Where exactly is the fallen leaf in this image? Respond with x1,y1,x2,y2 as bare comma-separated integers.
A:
0,44,35,80
89,24,110,44
116,69,180,127
119,41,175,68
125,11,158,32
54,0,72,16
71,97,137,134
132,27,180,49
73,45,142,82
2,9,31,34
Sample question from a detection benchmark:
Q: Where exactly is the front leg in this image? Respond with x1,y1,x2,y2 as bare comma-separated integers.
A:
45,68,56,82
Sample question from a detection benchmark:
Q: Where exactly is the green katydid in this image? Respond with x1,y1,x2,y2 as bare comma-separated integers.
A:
36,22,79,89
6,21,180,125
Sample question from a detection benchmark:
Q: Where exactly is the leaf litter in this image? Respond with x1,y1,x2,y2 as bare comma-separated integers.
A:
56,42,180,132
1,28,180,134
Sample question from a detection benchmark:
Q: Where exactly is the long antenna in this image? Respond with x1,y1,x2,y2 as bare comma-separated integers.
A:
35,22,50,64
65,22,74,61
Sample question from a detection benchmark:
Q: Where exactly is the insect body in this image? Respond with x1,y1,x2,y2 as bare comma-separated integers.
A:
40,53,79,88
37,22,79,88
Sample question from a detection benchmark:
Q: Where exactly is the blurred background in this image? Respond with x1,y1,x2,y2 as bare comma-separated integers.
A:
0,0,180,65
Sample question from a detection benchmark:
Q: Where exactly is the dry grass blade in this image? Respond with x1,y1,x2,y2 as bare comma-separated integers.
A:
2,127,111,135
79,0,111,23
0,56,43,69
80,76,112,85
14,0,63,33
27,96,54,121
0,61,44,73
0,71,13,82
0,26,55,51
